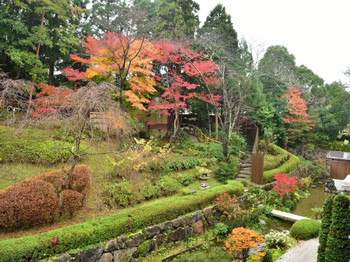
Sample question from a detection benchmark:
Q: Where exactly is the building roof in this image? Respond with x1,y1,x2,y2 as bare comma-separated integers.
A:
326,151,350,161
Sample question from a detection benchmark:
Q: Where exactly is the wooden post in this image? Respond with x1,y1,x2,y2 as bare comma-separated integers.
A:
251,153,264,184
215,112,218,140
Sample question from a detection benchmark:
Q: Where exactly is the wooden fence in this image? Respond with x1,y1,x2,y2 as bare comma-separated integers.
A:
330,161,350,180
251,125,264,184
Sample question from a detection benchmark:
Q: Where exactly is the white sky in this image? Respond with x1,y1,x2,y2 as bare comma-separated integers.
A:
196,0,350,85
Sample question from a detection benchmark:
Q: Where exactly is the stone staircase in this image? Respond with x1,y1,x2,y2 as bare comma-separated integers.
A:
235,155,252,182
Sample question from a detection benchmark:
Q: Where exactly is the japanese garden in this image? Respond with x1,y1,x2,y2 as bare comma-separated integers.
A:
0,1,350,262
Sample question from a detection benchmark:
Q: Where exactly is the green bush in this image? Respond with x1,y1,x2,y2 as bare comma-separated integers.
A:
325,141,350,152
149,154,199,173
317,195,334,262
0,126,72,164
324,194,350,262
264,154,289,171
215,161,239,183
0,181,244,261
195,143,225,161
214,222,228,237
265,230,291,250
290,219,321,240
263,145,299,183
156,176,182,196
261,249,273,262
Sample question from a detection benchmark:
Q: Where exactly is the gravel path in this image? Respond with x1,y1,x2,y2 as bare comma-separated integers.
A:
276,238,319,262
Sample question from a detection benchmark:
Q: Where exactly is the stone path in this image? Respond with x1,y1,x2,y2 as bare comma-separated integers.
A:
235,155,252,182
276,238,319,262
180,129,200,144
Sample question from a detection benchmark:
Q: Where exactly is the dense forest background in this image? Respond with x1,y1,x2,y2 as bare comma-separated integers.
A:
1,0,349,148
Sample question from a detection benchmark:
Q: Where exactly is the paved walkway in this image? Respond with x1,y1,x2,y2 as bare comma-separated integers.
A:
276,238,319,262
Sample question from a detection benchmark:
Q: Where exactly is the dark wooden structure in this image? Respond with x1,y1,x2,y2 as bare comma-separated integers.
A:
251,124,264,184
326,151,350,180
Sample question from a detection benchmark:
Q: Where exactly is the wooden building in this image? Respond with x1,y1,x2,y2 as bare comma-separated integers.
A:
326,150,350,179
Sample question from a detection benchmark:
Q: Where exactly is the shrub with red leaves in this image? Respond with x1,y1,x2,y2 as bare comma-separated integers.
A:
272,173,299,197
0,165,91,230
0,179,59,229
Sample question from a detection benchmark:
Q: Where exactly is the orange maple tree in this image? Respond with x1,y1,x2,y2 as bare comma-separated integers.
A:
224,227,266,262
63,32,157,111
282,86,313,146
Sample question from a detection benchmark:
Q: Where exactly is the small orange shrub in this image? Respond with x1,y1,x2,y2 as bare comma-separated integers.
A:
0,179,59,229
224,227,265,262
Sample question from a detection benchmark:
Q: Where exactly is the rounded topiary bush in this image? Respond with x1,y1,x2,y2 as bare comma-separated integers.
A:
290,219,321,240
60,189,84,216
0,179,59,229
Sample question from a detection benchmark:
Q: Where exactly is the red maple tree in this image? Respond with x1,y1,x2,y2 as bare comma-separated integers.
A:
272,173,299,197
32,83,73,117
62,32,157,111
148,41,220,138
282,86,313,146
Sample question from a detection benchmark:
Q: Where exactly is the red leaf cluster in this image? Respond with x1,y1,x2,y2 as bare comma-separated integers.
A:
272,173,299,197
32,83,73,117
149,41,220,116
281,86,313,127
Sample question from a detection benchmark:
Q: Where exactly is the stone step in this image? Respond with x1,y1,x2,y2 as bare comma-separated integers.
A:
235,177,248,182
241,167,251,171
241,163,252,168
239,170,251,175
237,174,250,179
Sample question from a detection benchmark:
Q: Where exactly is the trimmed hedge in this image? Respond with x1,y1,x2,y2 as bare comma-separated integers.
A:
317,195,335,262
290,219,321,240
0,180,244,261
0,179,59,229
324,194,350,262
0,165,91,230
263,144,299,183
0,126,72,164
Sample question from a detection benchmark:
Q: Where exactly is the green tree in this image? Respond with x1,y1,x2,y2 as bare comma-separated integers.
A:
200,4,238,50
153,0,200,40
317,195,335,262
89,0,127,36
325,194,350,262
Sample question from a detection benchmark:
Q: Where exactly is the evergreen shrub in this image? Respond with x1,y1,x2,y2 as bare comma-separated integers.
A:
317,195,334,262
324,194,350,262
290,219,321,240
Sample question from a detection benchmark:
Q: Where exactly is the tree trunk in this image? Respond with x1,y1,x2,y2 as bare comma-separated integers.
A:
48,62,54,85
119,81,123,110
26,12,45,117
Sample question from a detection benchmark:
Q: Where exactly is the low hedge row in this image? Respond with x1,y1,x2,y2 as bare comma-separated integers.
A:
263,144,300,183
0,126,72,164
0,181,244,261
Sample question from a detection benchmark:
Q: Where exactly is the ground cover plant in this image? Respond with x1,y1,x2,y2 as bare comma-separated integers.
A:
0,181,244,261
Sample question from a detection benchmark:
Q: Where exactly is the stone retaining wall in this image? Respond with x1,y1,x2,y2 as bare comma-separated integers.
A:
56,206,225,262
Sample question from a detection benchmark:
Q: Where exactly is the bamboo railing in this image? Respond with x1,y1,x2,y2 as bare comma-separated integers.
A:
181,124,221,144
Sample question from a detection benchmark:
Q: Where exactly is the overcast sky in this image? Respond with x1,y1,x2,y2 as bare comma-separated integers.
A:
196,0,350,85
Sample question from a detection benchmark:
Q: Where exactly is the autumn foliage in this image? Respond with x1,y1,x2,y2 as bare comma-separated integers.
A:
0,179,59,229
272,173,299,197
0,165,91,229
282,86,313,144
224,227,266,262
63,32,157,110
149,41,220,116
32,83,73,117
215,192,240,218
